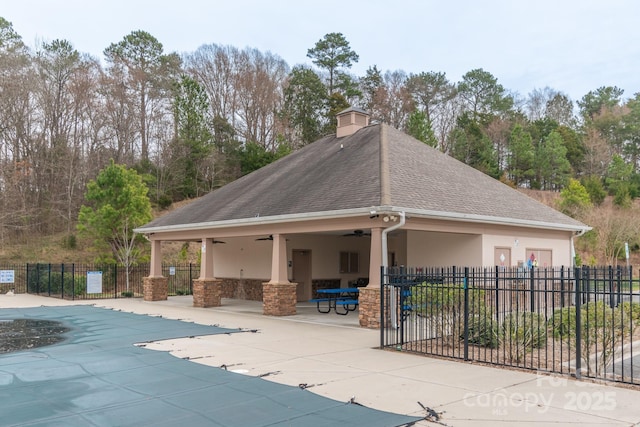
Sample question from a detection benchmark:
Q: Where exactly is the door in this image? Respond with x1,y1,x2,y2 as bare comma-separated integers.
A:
526,249,552,268
494,247,511,268
292,250,312,302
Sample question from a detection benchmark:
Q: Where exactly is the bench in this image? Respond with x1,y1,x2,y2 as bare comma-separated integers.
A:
310,288,359,315
309,297,359,315
334,299,359,315
309,297,333,313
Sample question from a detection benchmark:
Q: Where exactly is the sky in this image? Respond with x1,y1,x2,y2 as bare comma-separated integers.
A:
2,0,639,102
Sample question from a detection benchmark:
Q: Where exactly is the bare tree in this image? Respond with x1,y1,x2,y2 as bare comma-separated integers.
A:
184,45,288,150
234,48,288,150
582,128,613,177
582,204,640,265
0,19,40,240
485,117,511,171
104,31,180,162
525,87,558,122
183,44,240,130
369,70,414,129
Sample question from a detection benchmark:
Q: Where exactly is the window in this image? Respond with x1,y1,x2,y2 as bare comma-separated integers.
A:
340,252,359,274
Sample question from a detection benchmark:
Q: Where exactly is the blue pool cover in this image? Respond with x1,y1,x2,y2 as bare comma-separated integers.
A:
0,305,420,426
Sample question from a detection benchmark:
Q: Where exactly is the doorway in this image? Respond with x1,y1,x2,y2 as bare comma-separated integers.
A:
292,250,312,302
525,248,552,268
494,247,511,268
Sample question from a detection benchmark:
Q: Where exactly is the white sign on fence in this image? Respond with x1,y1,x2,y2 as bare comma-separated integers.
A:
87,271,103,294
0,270,15,284
169,266,176,276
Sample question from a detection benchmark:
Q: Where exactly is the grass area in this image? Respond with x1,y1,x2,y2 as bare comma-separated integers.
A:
0,233,95,264
0,232,195,264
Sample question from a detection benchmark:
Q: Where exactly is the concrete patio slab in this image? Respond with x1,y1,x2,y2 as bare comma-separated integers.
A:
2,294,640,427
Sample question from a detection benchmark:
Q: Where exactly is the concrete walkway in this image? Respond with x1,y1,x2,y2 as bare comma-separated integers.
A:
2,294,640,426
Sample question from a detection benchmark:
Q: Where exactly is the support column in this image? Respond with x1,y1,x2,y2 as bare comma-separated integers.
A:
193,279,222,307
144,239,168,301
150,239,163,277
263,234,297,316
262,282,297,316
359,227,383,328
192,237,222,307
199,238,215,279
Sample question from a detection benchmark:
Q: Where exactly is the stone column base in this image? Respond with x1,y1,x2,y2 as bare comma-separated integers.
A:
358,286,382,329
262,282,297,316
192,279,223,308
143,276,168,301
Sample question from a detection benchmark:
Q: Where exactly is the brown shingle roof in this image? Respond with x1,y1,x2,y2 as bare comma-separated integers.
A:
138,124,587,231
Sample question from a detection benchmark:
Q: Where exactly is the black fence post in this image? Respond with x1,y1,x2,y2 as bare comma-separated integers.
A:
60,263,64,299
530,266,535,312
115,264,118,298
71,263,75,301
560,266,565,308
452,265,457,286
608,265,614,308
574,266,582,379
494,265,500,323
463,267,469,361
47,263,51,296
380,266,385,349
615,265,622,307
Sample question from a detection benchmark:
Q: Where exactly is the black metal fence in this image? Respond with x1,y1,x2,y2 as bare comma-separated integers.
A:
0,263,199,299
381,266,640,386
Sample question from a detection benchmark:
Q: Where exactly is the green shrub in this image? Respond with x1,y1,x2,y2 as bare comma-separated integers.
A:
63,234,77,249
121,291,134,298
501,312,547,362
27,269,84,296
549,301,637,375
467,316,500,348
618,301,640,324
156,194,172,209
408,282,491,342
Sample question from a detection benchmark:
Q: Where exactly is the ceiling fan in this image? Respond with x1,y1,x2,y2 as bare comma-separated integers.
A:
342,229,371,237
255,235,289,241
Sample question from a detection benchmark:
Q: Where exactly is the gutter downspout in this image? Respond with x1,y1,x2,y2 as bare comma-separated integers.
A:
382,212,406,270
571,228,588,268
383,212,405,329
571,228,588,306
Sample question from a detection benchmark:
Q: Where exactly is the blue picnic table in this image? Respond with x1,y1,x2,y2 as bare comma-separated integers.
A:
309,287,359,315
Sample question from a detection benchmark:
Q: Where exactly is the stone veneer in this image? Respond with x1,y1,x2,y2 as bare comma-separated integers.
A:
262,282,297,316
143,276,168,301
358,286,382,328
192,279,222,308
218,278,265,301
311,279,341,298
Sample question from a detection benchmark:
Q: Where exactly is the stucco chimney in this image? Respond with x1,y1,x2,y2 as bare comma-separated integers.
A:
336,107,370,138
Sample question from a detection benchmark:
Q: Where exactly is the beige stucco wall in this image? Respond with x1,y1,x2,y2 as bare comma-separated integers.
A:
387,230,407,267
212,234,371,286
211,237,272,280
406,228,574,268
407,231,483,267
481,229,573,267
150,209,582,272
204,222,575,283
